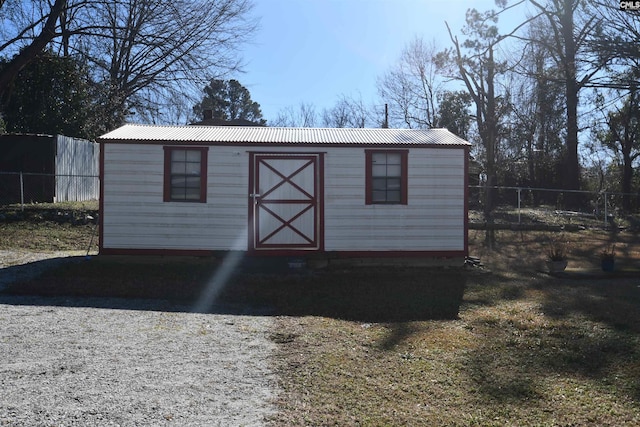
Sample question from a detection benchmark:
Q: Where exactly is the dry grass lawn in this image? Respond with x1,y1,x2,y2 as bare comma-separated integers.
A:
269,230,640,426
0,202,98,252
2,205,640,426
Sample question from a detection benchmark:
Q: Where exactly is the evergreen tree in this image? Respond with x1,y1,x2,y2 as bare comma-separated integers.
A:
193,79,265,125
436,90,472,138
2,51,102,139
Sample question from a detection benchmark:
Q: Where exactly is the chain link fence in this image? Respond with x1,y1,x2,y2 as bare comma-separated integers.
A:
0,171,99,207
2,173,638,231
470,185,640,230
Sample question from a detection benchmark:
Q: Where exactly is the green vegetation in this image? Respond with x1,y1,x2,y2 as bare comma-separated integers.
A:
193,78,266,125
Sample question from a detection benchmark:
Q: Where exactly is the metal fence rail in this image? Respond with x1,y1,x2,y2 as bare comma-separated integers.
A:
471,185,640,229
0,171,99,206
2,171,638,230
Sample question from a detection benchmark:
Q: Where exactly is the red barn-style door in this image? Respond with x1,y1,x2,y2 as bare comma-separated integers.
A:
249,153,323,252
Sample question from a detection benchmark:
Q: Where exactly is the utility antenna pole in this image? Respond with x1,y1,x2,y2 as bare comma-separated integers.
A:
383,104,389,128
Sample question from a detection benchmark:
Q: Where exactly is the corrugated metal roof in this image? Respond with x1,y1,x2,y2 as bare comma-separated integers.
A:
97,124,471,146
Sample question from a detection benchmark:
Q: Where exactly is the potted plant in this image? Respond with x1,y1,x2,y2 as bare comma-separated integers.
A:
600,244,616,272
546,235,569,273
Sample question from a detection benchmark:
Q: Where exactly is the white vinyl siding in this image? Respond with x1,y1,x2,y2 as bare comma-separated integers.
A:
324,147,465,251
103,144,246,250
102,144,466,252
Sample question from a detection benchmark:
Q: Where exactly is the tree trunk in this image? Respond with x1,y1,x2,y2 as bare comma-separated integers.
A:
564,78,581,206
0,0,67,102
484,47,497,249
622,149,633,212
533,54,546,205
561,0,582,208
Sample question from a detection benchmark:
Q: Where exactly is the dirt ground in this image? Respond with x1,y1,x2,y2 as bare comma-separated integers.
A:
468,228,640,273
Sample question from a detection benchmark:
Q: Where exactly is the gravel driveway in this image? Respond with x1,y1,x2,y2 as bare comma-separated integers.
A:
0,251,280,426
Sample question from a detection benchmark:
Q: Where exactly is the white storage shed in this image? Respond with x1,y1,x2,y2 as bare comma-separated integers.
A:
97,124,470,261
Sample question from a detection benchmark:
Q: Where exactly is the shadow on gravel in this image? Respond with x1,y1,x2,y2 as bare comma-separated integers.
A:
0,256,82,287
0,255,466,322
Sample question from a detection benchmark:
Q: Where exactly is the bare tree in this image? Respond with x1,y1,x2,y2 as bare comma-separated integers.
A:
73,0,257,127
298,102,317,127
0,0,257,128
271,102,317,127
443,6,510,247
591,82,640,211
528,0,608,206
591,1,640,85
377,37,444,129
321,94,372,128
504,18,566,195
0,0,68,101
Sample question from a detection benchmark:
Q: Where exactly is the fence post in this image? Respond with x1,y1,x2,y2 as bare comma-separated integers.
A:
604,191,607,229
517,188,521,224
19,171,24,211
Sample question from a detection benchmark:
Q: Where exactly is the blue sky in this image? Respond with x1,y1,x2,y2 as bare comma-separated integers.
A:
240,0,522,124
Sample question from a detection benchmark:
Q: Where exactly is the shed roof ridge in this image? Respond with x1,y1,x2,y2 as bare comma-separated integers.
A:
120,123,454,131
98,123,471,146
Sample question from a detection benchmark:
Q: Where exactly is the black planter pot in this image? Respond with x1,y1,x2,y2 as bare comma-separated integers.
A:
601,258,615,272
547,259,568,273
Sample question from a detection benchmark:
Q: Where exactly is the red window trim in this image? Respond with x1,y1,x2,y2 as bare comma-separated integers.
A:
365,149,408,205
163,146,209,203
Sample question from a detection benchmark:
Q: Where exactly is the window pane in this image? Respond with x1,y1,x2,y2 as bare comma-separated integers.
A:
372,164,387,177
184,188,201,200
186,150,201,162
171,150,186,162
372,190,387,202
171,176,187,187
387,177,401,190
185,162,201,175
184,176,201,188
387,164,401,177
167,148,205,202
372,177,387,191
371,152,387,164
367,151,405,204
171,162,185,174
171,188,185,199
386,153,402,164
387,190,401,203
